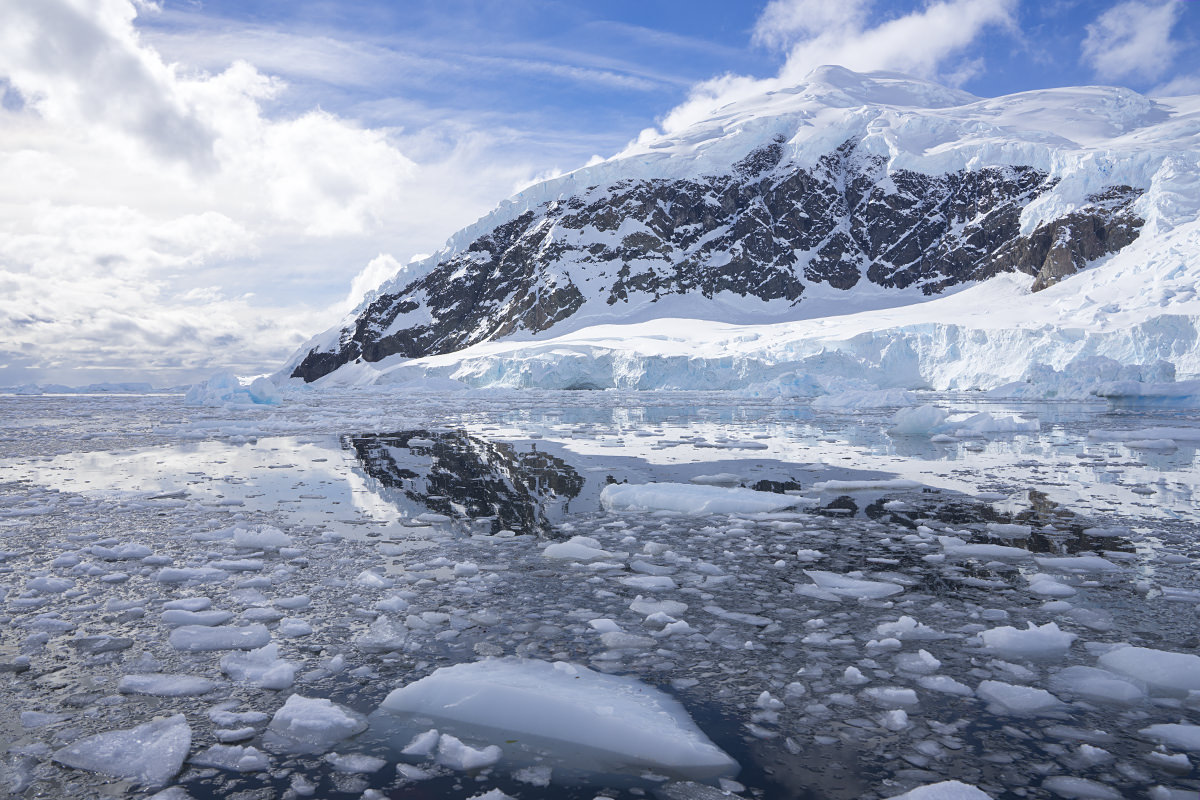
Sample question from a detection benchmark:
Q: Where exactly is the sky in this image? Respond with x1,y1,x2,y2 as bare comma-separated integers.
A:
0,0,1197,387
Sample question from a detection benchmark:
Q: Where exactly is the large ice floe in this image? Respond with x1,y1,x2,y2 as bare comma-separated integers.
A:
370,658,738,780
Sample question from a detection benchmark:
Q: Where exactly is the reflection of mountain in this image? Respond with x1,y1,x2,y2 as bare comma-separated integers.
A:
345,430,584,534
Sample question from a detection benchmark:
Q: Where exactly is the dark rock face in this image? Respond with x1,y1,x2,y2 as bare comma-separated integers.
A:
294,139,1144,382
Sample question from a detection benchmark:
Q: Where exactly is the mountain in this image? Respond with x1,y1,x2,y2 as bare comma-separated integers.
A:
284,67,1200,391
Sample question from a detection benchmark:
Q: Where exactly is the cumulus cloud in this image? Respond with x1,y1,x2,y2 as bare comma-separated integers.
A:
646,0,1016,139
1081,0,1184,83
0,0,215,168
0,0,545,385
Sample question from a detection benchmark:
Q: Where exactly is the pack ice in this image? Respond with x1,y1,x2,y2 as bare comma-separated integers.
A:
372,657,738,780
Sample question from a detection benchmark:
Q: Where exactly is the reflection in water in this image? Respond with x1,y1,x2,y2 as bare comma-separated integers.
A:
346,430,585,534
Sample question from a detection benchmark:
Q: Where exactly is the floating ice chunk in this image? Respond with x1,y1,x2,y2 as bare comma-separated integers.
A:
810,479,924,492
917,676,974,696
52,714,191,788
118,674,221,697
324,752,387,773
1098,646,1200,695
164,597,212,611
630,596,688,617
1026,573,1076,598
937,536,1030,561
689,473,744,486
169,624,271,651
355,617,409,653
91,543,153,560
888,405,950,435
27,576,73,593
1034,556,1120,573
185,371,281,407
355,569,393,589
1140,723,1200,752
375,657,737,780
888,779,993,799
220,643,297,690
542,536,616,562
279,618,313,637
620,575,677,591
812,389,917,411
146,789,192,800
976,680,1064,715
191,744,271,772
986,523,1031,539
875,616,951,640
950,412,1038,435
162,609,234,627
436,734,502,770
402,728,441,757
978,622,1077,661
803,570,903,600
265,695,367,754
467,791,515,800
601,482,799,515
842,666,868,685
1089,426,1200,442
155,567,228,583
233,526,293,550
862,687,918,709
895,649,941,674
1041,775,1121,799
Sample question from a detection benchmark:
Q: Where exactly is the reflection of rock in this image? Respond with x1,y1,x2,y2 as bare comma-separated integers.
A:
866,489,1136,556
346,430,584,534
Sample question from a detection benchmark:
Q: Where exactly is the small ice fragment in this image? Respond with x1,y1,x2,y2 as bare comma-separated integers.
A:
324,752,387,773
401,728,440,757
169,625,271,651
542,536,615,562
265,695,367,754
118,674,221,697
976,680,1064,715
190,744,271,772
803,570,902,600
436,734,502,770
220,643,297,689
977,622,1076,661
887,780,993,799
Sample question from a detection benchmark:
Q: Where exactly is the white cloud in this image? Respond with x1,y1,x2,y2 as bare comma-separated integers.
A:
0,0,550,386
1081,1,1184,83
650,0,1016,139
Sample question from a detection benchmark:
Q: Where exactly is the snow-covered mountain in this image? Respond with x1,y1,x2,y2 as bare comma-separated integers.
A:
284,66,1200,392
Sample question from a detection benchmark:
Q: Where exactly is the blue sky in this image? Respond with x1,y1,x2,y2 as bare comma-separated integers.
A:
0,0,1197,385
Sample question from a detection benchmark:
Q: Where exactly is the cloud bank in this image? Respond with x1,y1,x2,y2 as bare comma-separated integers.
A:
0,0,547,385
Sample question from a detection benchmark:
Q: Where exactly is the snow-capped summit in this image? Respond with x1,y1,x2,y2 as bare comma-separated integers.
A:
284,67,1200,390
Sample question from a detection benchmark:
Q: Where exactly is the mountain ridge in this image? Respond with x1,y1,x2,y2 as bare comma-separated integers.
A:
283,67,1200,388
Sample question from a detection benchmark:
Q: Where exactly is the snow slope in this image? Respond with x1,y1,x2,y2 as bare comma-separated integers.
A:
283,67,1200,392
